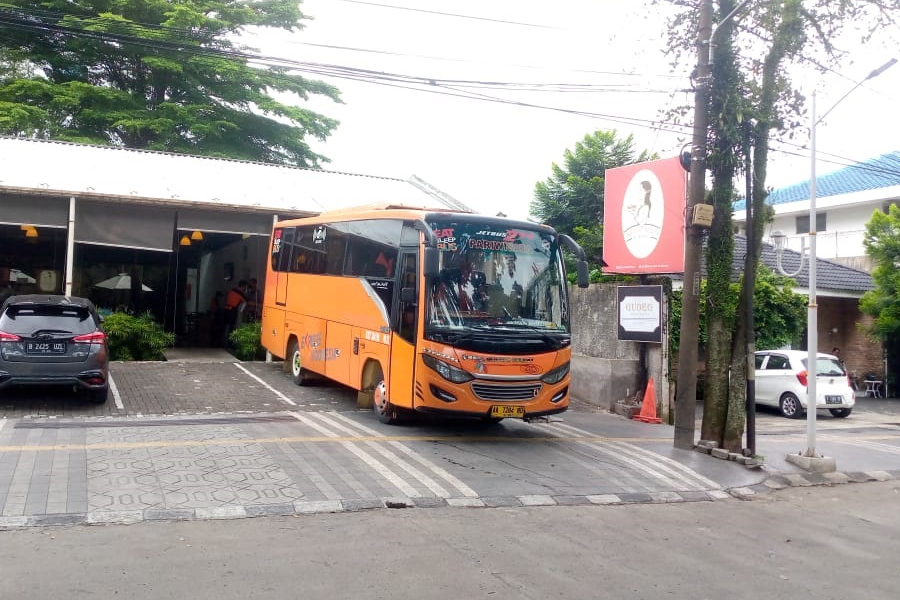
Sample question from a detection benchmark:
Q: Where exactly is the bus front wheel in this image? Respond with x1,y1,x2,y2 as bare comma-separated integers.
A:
373,379,399,424
288,338,310,386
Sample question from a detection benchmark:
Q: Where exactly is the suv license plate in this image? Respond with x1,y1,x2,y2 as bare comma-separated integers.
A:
825,395,843,405
490,405,525,418
25,342,66,354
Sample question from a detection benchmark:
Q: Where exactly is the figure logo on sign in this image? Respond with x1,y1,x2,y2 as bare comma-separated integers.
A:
621,170,664,259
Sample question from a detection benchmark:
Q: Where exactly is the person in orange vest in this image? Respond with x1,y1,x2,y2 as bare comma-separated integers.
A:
223,281,248,344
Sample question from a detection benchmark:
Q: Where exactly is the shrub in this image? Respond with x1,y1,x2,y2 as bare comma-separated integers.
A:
229,321,264,361
103,311,175,361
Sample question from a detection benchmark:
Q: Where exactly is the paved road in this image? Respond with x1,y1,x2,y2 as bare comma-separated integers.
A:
0,358,899,527
2,481,899,600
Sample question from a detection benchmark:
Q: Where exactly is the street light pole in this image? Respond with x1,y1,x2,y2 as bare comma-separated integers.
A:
804,89,819,458
779,58,897,468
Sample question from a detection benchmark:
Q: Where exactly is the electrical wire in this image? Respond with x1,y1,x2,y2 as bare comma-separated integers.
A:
0,9,677,95
332,0,562,30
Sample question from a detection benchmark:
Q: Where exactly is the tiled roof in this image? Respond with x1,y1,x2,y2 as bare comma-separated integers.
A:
733,151,900,210
728,236,874,293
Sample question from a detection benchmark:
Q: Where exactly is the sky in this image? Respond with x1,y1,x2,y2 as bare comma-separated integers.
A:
244,0,900,221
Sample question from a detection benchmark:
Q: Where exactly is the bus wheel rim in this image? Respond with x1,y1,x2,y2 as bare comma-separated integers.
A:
374,381,388,413
292,351,302,377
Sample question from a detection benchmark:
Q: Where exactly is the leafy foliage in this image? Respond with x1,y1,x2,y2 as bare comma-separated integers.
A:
861,204,900,338
668,267,805,357
660,0,900,448
531,130,652,276
0,1,340,166
102,311,174,361
229,321,264,361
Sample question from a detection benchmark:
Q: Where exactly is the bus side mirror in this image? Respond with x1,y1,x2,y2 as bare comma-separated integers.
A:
576,260,589,288
400,287,417,304
423,247,439,279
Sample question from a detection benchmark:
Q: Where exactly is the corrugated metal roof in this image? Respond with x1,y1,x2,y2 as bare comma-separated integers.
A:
733,151,900,211
0,137,470,213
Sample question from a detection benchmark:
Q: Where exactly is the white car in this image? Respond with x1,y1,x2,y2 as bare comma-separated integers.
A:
754,350,855,419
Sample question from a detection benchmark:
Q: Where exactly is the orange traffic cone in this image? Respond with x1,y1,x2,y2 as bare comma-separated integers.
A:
633,378,662,424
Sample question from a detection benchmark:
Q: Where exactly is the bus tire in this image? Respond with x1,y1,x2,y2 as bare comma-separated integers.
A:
372,378,399,425
287,338,310,386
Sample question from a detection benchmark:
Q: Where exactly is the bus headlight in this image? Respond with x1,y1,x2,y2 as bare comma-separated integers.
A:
422,355,473,384
541,362,570,385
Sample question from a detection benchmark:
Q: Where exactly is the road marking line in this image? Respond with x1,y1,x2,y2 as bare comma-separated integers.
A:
326,412,479,498
612,441,720,489
841,439,900,455
108,372,124,410
315,412,452,497
289,412,420,498
550,422,717,490
234,363,296,406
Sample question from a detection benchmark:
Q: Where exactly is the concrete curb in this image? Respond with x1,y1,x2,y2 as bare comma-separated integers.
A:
0,489,737,529
726,469,900,500
3,472,898,529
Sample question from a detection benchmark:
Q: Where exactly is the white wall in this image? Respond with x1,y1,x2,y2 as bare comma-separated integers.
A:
738,200,886,260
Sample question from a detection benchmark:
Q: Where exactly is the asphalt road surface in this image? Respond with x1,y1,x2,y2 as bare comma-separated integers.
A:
1,480,898,600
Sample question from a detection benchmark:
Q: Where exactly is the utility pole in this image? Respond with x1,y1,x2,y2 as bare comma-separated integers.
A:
674,0,713,450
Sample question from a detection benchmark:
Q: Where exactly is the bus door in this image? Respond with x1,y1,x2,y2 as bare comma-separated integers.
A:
275,227,294,306
390,250,418,408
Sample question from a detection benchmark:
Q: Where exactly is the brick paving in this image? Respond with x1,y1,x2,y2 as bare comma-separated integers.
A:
0,357,898,528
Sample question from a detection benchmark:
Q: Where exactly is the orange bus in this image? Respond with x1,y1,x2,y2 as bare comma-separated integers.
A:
260,204,589,424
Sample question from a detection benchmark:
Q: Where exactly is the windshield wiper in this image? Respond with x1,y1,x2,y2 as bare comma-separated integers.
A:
31,329,73,337
489,321,564,347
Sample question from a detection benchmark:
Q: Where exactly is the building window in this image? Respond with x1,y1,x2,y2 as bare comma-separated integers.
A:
796,212,826,234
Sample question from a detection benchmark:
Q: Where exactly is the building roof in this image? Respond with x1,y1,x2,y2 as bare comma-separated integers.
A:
728,236,874,294
0,137,472,214
733,151,900,211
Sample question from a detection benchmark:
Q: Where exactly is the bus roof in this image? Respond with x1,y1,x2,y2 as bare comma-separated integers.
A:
274,204,557,233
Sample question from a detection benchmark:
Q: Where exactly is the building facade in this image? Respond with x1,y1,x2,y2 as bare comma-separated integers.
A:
0,137,467,346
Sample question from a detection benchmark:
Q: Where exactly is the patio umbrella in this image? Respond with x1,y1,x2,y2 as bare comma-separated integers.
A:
94,273,153,292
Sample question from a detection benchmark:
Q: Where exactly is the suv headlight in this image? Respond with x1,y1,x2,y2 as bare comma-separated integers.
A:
541,362,570,385
422,354,473,384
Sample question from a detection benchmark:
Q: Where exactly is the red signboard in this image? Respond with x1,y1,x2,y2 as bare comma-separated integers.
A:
602,157,687,274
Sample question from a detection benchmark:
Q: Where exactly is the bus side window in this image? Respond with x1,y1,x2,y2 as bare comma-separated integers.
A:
276,227,295,272
325,232,347,275
398,253,417,343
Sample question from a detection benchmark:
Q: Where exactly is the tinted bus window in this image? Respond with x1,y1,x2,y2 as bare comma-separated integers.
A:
345,220,402,277
272,227,295,273
293,226,327,274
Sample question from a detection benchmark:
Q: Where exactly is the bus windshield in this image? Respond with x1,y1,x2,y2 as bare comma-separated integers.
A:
426,220,570,342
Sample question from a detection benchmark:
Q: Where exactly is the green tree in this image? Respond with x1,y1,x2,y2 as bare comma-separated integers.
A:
0,1,340,166
669,267,806,368
861,204,900,338
662,0,900,450
530,130,651,271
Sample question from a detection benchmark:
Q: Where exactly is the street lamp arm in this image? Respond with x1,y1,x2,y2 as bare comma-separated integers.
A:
708,0,753,66
817,58,897,124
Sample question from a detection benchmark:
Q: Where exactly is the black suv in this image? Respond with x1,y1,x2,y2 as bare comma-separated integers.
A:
0,295,109,403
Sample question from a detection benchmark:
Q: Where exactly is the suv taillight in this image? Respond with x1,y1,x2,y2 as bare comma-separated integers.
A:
73,331,106,343
0,331,21,342
796,370,808,386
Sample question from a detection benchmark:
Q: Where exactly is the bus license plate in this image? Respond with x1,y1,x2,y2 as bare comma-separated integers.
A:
491,405,525,418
